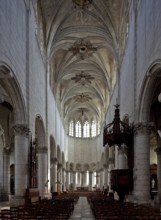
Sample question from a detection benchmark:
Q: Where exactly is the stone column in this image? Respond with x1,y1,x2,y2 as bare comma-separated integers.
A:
66,171,70,191
95,171,100,187
133,122,151,204
108,147,115,192
52,158,57,192
3,147,11,200
89,171,93,191
103,165,108,189
11,124,29,206
37,146,48,197
77,171,81,186
58,163,62,193
81,171,84,187
99,170,103,189
73,171,76,191
70,171,73,186
118,143,128,169
62,168,66,192
84,171,87,186
155,146,161,203
50,158,56,193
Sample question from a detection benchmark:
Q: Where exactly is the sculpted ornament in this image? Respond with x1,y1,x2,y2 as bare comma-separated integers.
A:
134,122,152,135
12,124,29,137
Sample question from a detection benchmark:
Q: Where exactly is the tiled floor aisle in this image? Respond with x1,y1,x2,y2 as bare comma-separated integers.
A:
69,196,95,220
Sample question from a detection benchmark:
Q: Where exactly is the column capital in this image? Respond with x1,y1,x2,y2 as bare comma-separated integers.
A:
37,146,48,154
134,122,152,135
13,124,29,137
51,157,57,164
155,147,161,155
58,163,62,169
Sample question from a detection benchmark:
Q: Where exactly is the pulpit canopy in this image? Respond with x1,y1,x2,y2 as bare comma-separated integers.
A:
103,105,133,147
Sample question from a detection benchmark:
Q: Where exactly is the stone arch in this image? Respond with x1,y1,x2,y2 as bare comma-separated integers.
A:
76,163,81,172
90,162,96,172
138,60,161,122
0,63,28,200
35,115,46,146
69,162,74,172
50,135,56,160
96,161,102,171
0,63,27,124
66,161,70,171
62,152,65,168
50,135,56,170
84,163,90,172
57,145,62,164
133,60,161,203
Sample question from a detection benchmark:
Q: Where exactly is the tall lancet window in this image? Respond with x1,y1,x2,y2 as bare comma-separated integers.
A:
69,120,74,136
75,121,82,137
83,121,90,137
91,120,96,137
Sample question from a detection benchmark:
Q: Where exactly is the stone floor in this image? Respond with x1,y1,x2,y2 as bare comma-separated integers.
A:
69,196,95,220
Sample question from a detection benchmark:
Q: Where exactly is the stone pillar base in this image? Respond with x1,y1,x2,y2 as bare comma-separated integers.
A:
10,196,25,207
42,192,51,199
133,193,151,205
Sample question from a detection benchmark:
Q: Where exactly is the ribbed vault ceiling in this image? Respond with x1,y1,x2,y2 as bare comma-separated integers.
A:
39,0,129,134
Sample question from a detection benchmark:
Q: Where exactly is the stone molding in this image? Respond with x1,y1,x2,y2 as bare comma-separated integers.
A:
13,124,29,137
37,146,48,154
134,122,152,135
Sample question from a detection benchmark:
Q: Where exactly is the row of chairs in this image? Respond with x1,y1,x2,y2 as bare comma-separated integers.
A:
87,194,161,220
0,193,79,219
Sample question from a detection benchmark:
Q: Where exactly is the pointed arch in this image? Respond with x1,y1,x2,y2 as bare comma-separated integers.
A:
0,63,27,124
138,60,161,122
35,115,46,147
